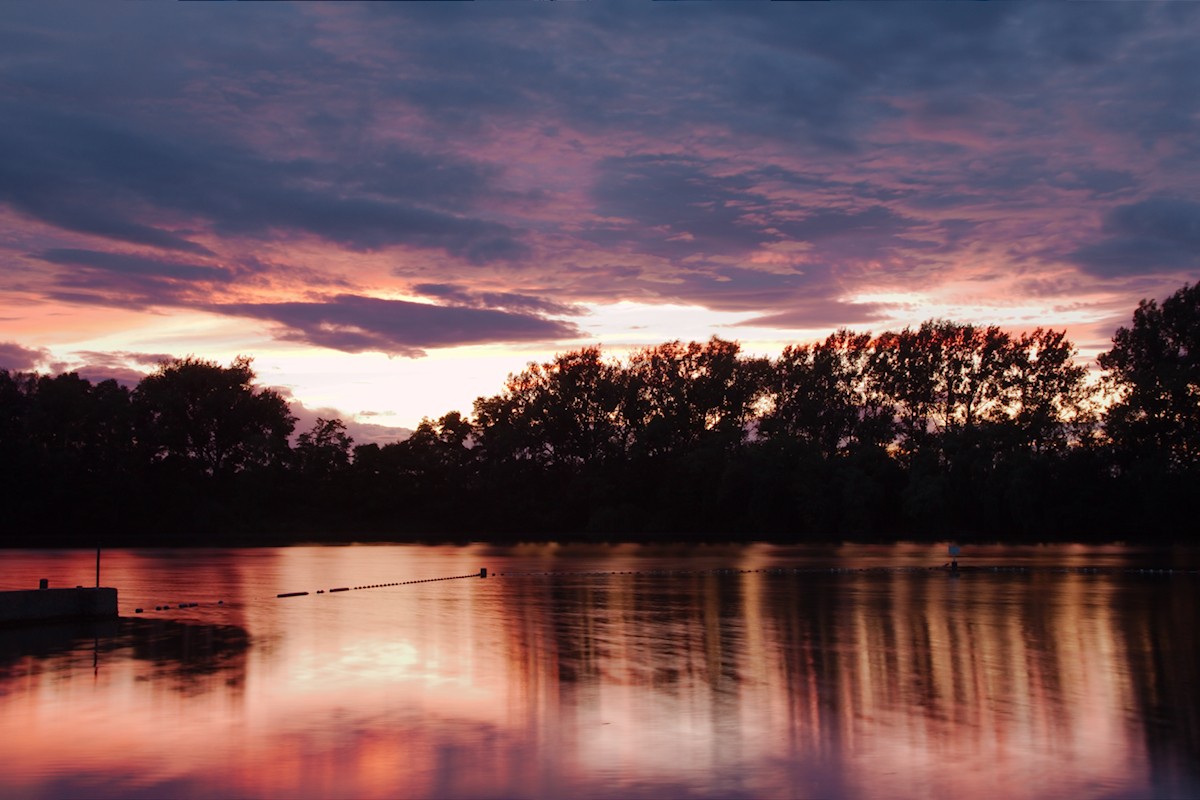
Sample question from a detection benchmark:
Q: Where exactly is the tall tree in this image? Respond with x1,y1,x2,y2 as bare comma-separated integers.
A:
1007,328,1093,453
623,337,767,456
762,329,890,457
404,411,477,472
869,321,1016,457
294,417,354,479
473,347,624,467
1099,282,1200,467
869,325,940,457
133,356,295,478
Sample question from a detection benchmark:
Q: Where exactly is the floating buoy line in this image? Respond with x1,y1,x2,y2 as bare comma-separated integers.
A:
135,600,223,614
131,564,1194,614
274,569,488,599
135,570,488,613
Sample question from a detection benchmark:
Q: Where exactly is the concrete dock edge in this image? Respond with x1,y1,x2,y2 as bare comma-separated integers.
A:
0,587,119,625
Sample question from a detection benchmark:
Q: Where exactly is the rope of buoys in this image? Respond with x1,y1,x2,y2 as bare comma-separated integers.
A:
139,570,494,611
276,569,488,599
135,599,225,613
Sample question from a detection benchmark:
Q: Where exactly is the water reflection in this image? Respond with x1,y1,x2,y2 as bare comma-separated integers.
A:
0,545,1196,799
0,618,248,689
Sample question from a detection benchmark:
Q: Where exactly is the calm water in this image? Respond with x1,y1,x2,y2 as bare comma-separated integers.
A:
1,543,1197,799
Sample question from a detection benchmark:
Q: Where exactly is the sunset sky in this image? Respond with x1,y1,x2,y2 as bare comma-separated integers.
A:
2,3,1198,441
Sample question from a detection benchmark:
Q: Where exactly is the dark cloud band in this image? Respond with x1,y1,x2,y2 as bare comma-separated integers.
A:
215,295,581,358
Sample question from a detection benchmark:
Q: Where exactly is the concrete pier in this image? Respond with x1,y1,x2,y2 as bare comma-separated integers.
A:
0,586,118,625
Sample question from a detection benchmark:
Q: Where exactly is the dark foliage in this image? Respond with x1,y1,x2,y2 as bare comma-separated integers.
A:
2,285,1198,546
1099,282,1200,469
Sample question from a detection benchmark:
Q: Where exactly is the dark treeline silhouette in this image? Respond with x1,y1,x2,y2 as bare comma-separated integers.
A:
3,283,1198,546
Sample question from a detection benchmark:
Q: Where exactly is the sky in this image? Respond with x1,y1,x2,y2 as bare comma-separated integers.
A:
1,3,1198,442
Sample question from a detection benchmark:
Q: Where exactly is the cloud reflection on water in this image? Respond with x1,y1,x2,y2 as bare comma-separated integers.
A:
0,544,1196,799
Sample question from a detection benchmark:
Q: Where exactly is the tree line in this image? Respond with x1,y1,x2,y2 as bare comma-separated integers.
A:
2,283,1198,545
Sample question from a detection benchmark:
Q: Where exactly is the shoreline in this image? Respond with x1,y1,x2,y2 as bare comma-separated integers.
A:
1,531,1193,549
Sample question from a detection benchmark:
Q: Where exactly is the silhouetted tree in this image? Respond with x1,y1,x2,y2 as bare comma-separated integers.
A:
869,324,940,459
623,337,768,456
0,370,140,538
1007,328,1094,454
870,321,1014,457
474,347,623,468
133,356,295,479
294,417,354,478
762,329,892,457
0,370,37,462
284,417,356,529
404,411,476,471
1099,282,1200,468
7,306,1182,543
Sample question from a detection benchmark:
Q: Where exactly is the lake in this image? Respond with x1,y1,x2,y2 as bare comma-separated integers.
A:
1,543,1197,799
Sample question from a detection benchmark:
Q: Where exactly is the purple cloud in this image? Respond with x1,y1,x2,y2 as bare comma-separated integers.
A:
412,283,585,317
215,295,581,357
28,247,236,309
0,341,51,372
1069,198,1200,277
0,0,1197,357
56,350,173,387
35,249,234,283
587,155,771,260
0,104,529,264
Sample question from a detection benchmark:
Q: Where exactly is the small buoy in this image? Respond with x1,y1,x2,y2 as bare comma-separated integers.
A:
218,600,224,605
135,608,144,613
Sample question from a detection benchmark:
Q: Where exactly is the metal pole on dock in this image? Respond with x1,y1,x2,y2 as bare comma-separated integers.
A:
96,544,101,588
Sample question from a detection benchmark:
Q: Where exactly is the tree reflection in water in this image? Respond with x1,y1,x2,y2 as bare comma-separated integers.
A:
0,617,249,693
0,545,1196,799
